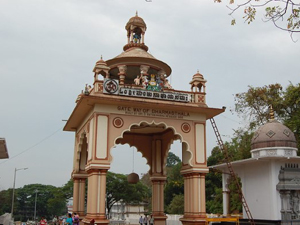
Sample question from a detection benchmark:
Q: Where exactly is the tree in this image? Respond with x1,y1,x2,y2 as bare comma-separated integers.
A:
206,82,300,214
106,172,150,217
234,82,300,152
164,162,184,213
214,0,300,37
234,83,284,129
167,194,184,214
205,129,253,214
0,182,72,221
166,152,181,167
0,189,12,215
206,147,223,214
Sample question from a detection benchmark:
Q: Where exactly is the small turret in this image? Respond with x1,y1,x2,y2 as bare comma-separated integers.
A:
93,56,110,80
124,11,148,51
189,70,206,93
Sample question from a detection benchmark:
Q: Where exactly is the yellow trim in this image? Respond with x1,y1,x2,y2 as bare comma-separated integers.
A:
206,217,239,225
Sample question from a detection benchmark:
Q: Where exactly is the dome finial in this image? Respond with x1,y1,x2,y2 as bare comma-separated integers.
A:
101,55,103,60
136,10,138,16
197,69,199,73
269,105,275,120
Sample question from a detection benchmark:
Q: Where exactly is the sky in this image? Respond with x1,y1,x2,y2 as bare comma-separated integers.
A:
0,0,299,191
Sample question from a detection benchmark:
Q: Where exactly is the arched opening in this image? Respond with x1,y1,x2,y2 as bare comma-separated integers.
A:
105,121,193,224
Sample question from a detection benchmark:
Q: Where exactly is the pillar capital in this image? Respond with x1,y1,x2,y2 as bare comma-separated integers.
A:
150,176,167,182
140,65,150,75
117,65,127,85
180,167,209,175
72,171,88,179
117,65,127,74
85,163,110,173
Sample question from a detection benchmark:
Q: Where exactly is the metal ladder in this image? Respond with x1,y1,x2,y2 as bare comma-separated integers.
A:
210,117,255,225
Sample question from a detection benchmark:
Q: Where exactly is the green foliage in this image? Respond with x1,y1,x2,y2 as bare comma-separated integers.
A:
164,152,183,214
206,147,223,214
234,83,284,129
206,129,253,214
0,179,74,222
234,82,300,154
282,83,300,152
0,183,69,221
164,162,184,212
206,82,300,215
166,152,181,167
227,130,253,160
166,194,184,214
228,177,242,213
0,189,12,215
106,172,150,216
206,187,223,214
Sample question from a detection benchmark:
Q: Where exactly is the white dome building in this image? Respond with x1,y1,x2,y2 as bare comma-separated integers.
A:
211,114,300,223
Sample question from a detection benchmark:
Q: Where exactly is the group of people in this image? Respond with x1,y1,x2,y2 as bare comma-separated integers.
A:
139,215,154,225
39,213,80,225
65,212,80,225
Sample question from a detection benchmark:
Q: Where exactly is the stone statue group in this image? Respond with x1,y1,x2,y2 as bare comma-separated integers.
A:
134,71,172,91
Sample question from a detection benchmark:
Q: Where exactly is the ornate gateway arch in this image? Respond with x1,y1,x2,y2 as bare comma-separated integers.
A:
64,13,224,225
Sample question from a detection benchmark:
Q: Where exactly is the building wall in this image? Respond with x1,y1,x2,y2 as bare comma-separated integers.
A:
236,160,282,220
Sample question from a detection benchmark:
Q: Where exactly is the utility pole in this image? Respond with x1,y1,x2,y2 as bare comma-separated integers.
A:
11,167,28,220
34,189,38,222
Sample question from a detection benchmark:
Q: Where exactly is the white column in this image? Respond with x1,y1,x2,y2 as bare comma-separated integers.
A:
222,173,230,216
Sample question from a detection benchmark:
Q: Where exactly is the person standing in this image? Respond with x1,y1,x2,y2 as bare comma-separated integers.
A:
149,215,154,225
40,217,47,225
73,213,79,225
143,215,147,225
66,213,73,225
52,216,58,225
139,216,143,225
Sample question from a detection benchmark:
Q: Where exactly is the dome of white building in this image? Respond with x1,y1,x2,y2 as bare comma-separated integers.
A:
251,119,297,150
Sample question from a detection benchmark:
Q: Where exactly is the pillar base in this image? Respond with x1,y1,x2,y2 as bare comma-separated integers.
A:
153,215,167,225
180,217,206,225
81,216,109,225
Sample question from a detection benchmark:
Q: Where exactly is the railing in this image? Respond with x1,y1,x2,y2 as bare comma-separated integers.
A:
90,80,206,104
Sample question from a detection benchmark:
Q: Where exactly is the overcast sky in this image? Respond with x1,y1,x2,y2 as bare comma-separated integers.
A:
0,0,299,191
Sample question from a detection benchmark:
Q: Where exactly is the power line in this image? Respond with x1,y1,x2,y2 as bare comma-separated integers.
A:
0,127,63,165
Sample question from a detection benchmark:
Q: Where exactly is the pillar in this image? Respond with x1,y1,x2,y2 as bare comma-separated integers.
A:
72,172,88,216
117,65,127,85
73,177,87,216
141,32,145,44
127,35,130,44
83,169,109,225
149,137,167,225
151,177,167,225
130,30,133,43
222,173,230,216
180,172,206,225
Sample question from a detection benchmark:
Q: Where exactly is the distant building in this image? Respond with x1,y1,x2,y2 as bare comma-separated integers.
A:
109,202,147,222
0,138,9,159
212,113,300,223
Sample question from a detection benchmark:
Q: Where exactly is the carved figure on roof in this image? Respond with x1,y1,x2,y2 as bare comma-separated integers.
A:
146,74,162,92
134,75,141,85
84,84,92,95
156,75,164,88
141,75,148,89
133,32,141,43
164,79,172,89
149,74,157,86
